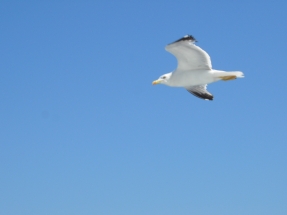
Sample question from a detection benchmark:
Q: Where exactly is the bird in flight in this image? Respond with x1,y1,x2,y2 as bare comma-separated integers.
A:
152,35,244,100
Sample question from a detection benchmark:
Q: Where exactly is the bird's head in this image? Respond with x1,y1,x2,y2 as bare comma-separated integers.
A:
152,73,172,85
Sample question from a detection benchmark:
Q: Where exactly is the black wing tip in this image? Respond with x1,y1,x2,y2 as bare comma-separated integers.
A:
187,90,214,101
171,34,197,44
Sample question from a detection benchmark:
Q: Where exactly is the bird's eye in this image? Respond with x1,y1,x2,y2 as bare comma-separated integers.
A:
162,76,166,79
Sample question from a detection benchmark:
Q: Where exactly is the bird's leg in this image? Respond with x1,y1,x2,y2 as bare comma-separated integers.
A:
220,75,237,81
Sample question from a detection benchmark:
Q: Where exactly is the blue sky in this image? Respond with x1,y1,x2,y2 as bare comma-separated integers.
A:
1,0,287,214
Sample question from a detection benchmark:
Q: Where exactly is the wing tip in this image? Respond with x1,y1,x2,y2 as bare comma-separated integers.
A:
169,34,197,45
189,91,214,101
186,86,214,101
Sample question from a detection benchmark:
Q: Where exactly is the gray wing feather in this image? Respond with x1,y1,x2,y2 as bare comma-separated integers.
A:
186,85,213,100
165,35,212,71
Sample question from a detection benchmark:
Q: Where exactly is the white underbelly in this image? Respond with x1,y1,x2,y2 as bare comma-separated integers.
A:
168,70,216,87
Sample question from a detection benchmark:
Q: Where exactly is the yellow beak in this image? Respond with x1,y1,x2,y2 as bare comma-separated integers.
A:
152,80,161,85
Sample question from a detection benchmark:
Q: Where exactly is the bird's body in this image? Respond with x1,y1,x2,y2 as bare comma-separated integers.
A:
167,70,215,87
152,35,244,100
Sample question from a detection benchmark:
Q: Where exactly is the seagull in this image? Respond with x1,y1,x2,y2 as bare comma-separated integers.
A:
152,35,244,100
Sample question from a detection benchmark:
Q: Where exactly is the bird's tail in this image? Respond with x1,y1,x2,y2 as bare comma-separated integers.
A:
212,70,244,81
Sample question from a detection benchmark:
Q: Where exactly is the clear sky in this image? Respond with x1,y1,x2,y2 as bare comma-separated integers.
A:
1,0,287,214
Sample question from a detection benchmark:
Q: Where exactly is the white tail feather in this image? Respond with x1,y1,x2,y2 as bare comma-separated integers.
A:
212,70,244,80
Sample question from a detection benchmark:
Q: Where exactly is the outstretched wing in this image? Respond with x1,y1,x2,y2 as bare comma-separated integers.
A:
165,35,212,71
186,85,213,100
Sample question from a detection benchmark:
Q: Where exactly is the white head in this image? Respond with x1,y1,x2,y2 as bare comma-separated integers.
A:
152,73,172,86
